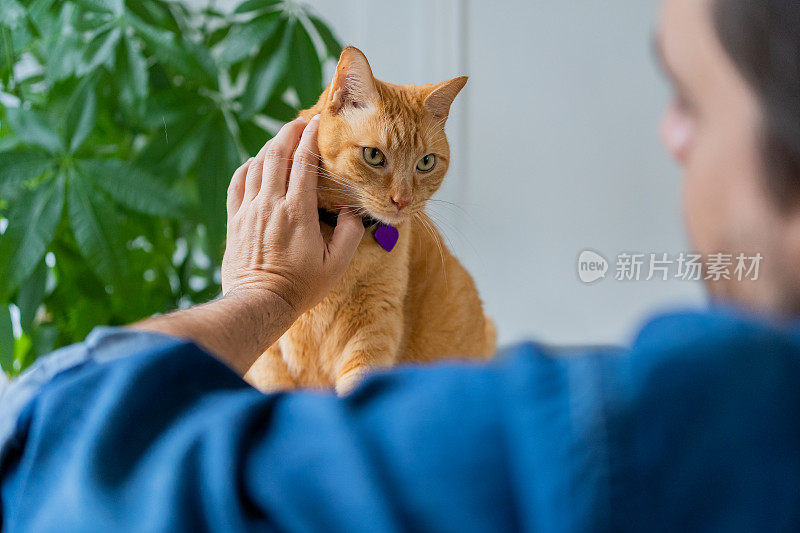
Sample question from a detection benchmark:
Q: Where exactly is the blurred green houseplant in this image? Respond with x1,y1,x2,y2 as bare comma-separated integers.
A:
0,0,342,375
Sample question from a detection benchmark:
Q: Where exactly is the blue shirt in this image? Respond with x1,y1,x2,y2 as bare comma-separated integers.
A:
1,308,800,532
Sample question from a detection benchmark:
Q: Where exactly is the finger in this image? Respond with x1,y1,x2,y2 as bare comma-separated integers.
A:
244,143,269,201
286,114,321,209
260,117,308,198
227,158,252,218
327,209,365,272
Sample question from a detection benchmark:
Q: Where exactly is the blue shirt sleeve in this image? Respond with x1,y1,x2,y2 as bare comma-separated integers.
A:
2,309,800,532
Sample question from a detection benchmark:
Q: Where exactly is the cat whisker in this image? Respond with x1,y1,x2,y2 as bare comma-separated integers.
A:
425,210,486,270
422,218,448,291
424,212,462,255
348,208,371,220
415,213,448,291
316,186,354,193
281,160,361,193
427,198,478,225
262,156,357,188
303,148,325,161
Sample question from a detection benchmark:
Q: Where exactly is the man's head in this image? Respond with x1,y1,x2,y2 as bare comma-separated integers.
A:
657,0,800,315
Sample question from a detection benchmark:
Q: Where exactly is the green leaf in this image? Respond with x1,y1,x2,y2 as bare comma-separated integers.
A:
218,12,281,65
0,26,12,87
12,333,31,375
0,0,26,30
0,304,12,373
184,39,219,85
289,22,322,108
239,119,273,155
240,20,291,118
137,114,211,175
5,107,63,153
27,0,57,36
17,259,48,332
67,171,127,287
0,149,55,194
119,33,149,98
73,11,113,32
197,118,239,264
125,0,181,34
233,0,280,14
74,0,123,15
128,13,215,85
116,32,148,117
262,88,298,122
79,26,121,75
44,3,82,82
309,15,343,58
138,90,204,129
206,25,230,48
0,175,65,300
77,159,188,218
64,77,98,153
28,324,57,368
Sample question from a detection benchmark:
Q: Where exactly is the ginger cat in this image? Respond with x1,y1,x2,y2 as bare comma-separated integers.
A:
246,47,495,395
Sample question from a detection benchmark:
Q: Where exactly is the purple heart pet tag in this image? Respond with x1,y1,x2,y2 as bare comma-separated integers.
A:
374,224,399,252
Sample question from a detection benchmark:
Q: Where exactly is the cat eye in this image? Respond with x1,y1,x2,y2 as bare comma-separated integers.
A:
416,154,436,172
363,147,386,167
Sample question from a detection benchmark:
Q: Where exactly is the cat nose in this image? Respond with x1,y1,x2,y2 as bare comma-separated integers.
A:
391,194,411,211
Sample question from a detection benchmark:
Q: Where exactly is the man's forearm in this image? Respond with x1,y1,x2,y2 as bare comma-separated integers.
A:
131,291,298,375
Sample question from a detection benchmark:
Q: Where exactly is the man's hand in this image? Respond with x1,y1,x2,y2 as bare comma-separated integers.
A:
222,115,364,315
132,116,364,374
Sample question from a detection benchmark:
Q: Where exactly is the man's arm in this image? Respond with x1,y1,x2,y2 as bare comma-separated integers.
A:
131,115,363,374
130,291,293,375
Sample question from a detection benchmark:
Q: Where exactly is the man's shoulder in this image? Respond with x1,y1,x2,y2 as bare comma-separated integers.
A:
609,308,800,530
632,305,800,357
618,306,800,407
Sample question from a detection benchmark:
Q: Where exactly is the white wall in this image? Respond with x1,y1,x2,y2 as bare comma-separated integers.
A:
302,0,706,346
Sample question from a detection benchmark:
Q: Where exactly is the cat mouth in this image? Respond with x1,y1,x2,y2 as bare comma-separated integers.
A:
317,197,410,227
318,204,407,228
346,202,409,226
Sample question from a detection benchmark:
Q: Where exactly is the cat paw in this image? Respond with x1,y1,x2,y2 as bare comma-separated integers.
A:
335,368,368,396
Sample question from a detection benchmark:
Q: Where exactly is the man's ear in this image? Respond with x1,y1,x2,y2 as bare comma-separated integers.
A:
424,76,468,119
327,46,379,113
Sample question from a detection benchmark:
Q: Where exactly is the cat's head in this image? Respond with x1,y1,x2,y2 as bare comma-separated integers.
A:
309,47,466,227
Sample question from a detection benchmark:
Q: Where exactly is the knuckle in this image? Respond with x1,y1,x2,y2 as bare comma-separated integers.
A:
282,200,304,222
290,117,307,129
279,120,303,138
245,161,261,180
264,144,284,162
293,147,314,167
257,192,279,212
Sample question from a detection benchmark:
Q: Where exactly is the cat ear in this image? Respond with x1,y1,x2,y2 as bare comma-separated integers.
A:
423,76,468,119
328,46,379,113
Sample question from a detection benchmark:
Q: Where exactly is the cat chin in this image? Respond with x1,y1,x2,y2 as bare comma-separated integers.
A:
375,214,409,226
317,198,409,226
356,209,409,226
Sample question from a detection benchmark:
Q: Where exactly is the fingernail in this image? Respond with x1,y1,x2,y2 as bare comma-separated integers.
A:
312,114,321,122
297,115,308,123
